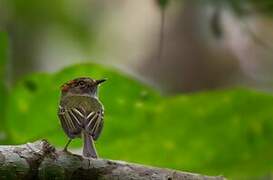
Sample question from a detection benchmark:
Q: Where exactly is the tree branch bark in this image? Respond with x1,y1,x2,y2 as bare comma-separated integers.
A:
0,140,225,180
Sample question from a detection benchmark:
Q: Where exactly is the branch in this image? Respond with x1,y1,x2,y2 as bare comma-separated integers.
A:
0,140,225,180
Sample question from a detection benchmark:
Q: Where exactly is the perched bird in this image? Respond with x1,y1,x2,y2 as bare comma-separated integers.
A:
58,77,106,158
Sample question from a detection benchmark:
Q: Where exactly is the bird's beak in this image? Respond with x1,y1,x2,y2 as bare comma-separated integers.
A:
95,78,107,85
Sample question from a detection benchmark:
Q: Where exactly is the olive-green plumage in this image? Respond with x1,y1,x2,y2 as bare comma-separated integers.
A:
58,77,106,158
61,96,102,112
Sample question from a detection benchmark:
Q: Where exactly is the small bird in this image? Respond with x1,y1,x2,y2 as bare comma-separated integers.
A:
58,77,106,158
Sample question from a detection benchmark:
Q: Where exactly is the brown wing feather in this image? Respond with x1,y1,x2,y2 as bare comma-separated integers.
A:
92,115,104,140
84,111,104,141
58,95,104,140
58,106,82,138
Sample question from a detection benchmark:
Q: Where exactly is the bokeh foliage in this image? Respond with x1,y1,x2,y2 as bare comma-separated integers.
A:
0,32,7,112
204,0,273,15
0,32,9,144
156,0,170,10
1,1,273,179
3,0,93,44
4,63,273,179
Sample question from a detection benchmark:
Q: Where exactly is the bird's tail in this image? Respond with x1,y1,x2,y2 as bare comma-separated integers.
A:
83,132,98,158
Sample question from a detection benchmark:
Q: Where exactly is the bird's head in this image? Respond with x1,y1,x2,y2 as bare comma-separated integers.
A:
61,77,106,97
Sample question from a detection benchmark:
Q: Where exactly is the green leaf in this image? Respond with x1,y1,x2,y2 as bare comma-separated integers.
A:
6,63,273,178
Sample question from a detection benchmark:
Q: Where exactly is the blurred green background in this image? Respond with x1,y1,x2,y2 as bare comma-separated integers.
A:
1,0,273,179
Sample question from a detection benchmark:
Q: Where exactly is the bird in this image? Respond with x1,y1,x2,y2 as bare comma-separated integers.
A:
58,77,106,158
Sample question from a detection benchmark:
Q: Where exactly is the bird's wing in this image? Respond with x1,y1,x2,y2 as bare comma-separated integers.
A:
58,105,82,138
84,110,104,141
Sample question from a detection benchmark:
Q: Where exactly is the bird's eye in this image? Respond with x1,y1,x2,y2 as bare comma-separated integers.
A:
78,81,85,86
